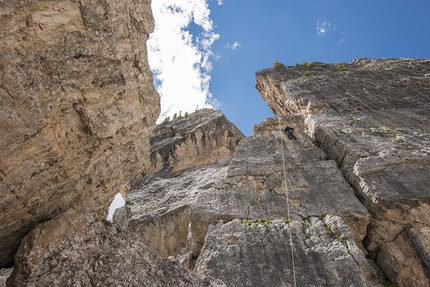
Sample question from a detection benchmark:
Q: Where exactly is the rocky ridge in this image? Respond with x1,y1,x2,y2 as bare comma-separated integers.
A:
114,108,245,259
147,108,245,176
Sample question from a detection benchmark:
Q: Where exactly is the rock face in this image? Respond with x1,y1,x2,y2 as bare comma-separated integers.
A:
6,207,222,287
256,58,429,117
114,109,245,258
113,59,428,287
3,17,427,286
115,109,383,286
147,108,245,176
0,268,12,287
0,0,159,268
256,58,430,286
195,216,378,287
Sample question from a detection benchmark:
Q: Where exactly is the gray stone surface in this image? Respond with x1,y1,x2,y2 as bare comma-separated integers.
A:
115,109,244,258
0,268,12,287
308,108,430,258
189,117,370,255
122,161,230,258
195,216,382,287
256,58,430,116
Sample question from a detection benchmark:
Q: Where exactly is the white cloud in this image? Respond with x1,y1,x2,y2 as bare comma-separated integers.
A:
106,193,125,222
316,20,334,36
217,0,223,5
225,41,242,49
148,0,220,121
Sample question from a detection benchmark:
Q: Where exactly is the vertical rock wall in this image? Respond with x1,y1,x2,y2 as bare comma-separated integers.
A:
114,110,383,286
256,58,430,286
0,0,159,268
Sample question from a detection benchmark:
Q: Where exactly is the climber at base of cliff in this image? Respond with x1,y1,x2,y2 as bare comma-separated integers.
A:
284,126,296,140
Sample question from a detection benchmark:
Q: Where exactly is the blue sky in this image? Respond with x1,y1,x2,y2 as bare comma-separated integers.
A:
108,0,430,219
147,0,430,136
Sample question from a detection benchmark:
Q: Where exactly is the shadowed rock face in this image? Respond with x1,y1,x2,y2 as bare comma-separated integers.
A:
6,208,222,287
0,0,159,268
256,58,430,286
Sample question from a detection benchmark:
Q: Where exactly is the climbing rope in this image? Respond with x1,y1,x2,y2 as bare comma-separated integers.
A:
277,116,297,287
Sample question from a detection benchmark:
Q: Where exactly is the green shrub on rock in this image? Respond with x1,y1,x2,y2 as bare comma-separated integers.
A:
273,61,285,68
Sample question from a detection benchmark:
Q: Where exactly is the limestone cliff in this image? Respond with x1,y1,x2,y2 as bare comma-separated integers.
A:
256,58,430,286
2,11,428,285
0,0,159,269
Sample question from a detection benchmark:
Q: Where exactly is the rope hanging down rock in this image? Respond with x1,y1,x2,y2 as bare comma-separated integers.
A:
278,116,297,287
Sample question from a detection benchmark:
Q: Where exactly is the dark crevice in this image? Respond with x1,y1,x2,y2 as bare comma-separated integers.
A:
0,85,15,100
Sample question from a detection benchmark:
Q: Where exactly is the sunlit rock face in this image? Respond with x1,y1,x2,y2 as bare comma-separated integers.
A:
195,216,380,287
0,0,159,268
256,58,430,117
147,108,245,176
256,58,430,286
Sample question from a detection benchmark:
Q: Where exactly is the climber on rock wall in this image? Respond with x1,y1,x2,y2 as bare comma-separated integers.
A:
285,126,296,140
